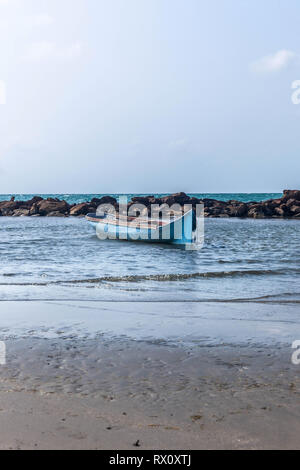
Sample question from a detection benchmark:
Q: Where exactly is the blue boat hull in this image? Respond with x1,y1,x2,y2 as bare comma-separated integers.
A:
86,210,195,246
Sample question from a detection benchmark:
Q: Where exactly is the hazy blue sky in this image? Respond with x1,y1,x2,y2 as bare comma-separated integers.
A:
0,0,300,193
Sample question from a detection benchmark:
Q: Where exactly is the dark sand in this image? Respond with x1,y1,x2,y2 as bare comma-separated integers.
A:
0,301,299,449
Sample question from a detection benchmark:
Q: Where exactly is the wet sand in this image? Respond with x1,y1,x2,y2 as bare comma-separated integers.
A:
0,301,299,449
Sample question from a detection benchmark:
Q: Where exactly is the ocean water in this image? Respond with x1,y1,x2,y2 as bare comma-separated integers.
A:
0,192,282,204
0,201,299,304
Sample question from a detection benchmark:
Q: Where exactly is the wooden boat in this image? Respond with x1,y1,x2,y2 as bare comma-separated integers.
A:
85,209,196,246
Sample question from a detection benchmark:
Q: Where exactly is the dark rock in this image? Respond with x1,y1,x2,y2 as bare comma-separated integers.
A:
286,198,298,208
282,190,300,202
69,203,94,216
0,201,18,216
0,190,300,219
289,205,300,215
274,206,286,217
161,192,191,206
29,203,39,216
46,197,60,202
268,198,282,207
247,205,266,218
189,197,202,207
91,196,117,206
260,203,275,217
203,198,225,207
226,203,248,217
12,209,30,217
36,199,70,216
28,196,44,205
14,197,43,210
131,196,156,206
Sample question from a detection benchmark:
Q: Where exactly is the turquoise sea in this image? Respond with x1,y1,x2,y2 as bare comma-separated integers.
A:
0,193,282,204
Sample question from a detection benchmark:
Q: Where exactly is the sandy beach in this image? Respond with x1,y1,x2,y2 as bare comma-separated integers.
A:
0,300,299,450
1,0,300,453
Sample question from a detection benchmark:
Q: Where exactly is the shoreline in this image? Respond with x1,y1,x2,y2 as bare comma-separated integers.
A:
0,301,299,449
0,189,299,219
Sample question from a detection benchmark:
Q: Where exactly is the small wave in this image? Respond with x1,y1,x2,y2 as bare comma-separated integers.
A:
0,268,298,286
0,295,299,304
227,292,300,303
65,269,295,283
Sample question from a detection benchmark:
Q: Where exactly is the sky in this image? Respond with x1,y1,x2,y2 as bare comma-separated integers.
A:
0,0,300,194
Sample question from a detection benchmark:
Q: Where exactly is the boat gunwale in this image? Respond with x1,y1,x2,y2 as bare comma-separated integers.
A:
85,209,193,230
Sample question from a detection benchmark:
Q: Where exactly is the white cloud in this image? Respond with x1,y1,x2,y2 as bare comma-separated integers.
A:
22,41,83,63
250,50,299,74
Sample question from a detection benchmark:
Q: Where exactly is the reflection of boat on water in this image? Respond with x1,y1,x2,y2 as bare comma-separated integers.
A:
85,209,197,246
